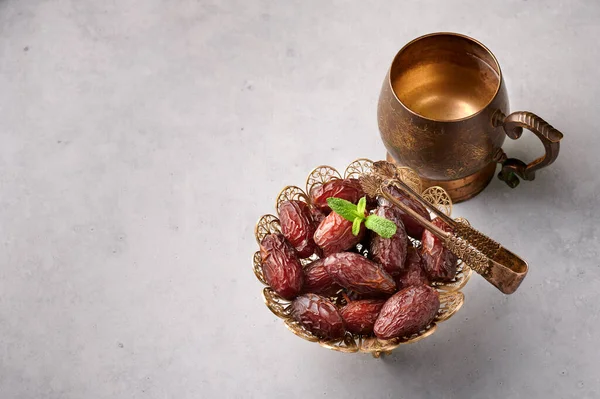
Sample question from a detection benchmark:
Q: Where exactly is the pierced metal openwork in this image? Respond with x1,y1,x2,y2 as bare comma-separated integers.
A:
254,159,470,357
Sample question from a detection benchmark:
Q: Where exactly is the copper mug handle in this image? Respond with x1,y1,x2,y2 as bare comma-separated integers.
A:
493,111,564,188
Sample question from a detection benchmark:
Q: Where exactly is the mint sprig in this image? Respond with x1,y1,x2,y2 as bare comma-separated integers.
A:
364,215,397,238
356,196,366,216
326,196,397,239
352,217,362,236
327,197,362,221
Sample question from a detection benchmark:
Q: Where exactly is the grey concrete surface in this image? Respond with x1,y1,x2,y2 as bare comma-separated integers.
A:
0,0,598,398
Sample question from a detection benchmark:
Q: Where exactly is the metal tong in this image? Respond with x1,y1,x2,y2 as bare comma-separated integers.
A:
360,162,528,294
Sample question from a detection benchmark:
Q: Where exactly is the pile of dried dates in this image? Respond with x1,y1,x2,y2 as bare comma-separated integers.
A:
260,178,458,341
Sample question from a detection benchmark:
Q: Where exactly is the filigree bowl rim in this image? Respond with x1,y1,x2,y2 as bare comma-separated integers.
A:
253,158,472,356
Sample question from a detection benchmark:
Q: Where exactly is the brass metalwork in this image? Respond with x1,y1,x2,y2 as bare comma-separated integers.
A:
263,287,291,319
493,111,563,188
305,165,342,196
421,186,452,216
437,291,466,322
253,159,469,357
275,185,310,212
344,158,374,180
254,214,281,244
361,162,529,294
253,251,267,285
378,32,564,202
394,166,422,194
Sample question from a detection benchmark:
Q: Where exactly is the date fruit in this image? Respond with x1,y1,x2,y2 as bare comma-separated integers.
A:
374,285,440,339
421,218,458,282
396,246,430,289
379,185,431,239
370,205,408,277
314,211,364,256
290,293,346,340
310,178,365,213
279,200,318,258
323,252,396,295
260,233,304,300
302,259,341,296
340,299,385,335
310,207,326,229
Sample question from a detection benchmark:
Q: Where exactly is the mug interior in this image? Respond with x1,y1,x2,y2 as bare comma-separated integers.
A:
390,33,501,121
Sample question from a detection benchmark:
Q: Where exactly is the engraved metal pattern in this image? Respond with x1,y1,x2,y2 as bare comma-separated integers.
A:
377,33,510,189
254,214,281,244
379,85,492,180
254,159,467,356
253,251,267,285
275,185,310,212
259,268,462,354
344,158,374,179
445,235,490,276
497,111,563,187
421,186,452,216
262,287,291,319
504,111,563,142
319,333,360,353
305,165,342,197
372,160,398,179
436,291,465,322
360,336,402,356
398,323,438,344
454,217,470,226
394,166,422,194
284,319,320,343
454,220,502,260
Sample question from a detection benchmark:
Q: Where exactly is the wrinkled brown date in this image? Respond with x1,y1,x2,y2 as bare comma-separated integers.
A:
314,211,364,257
309,207,326,229
279,200,318,258
396,246,430,289
260,234,304,300
340,299,385,335
421,218,458,282
379,185,431,239
370,205,408,277
290,293,346,340
302,259,341,296
323,252,396,295
310,178,365,213
374,285,440,339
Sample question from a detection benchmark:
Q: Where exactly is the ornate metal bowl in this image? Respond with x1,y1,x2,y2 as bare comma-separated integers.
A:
253,159,473,357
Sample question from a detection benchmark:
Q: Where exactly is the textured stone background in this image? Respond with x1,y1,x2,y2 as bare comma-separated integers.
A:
0,1,598,398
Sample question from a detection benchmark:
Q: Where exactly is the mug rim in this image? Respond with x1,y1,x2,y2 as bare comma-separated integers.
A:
387,32,503,123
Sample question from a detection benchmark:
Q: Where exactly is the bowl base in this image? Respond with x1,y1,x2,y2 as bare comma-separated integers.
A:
385,153,496,203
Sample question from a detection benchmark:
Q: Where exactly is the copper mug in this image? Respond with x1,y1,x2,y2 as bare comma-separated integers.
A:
378,32,564,202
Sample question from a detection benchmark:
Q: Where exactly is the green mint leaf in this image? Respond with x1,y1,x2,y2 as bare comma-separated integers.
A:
356,196,367,216
364,215,397,238
327,197,360,222
352,217,362,236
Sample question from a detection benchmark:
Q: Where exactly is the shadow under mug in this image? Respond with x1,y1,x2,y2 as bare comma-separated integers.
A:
378,32,564,202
